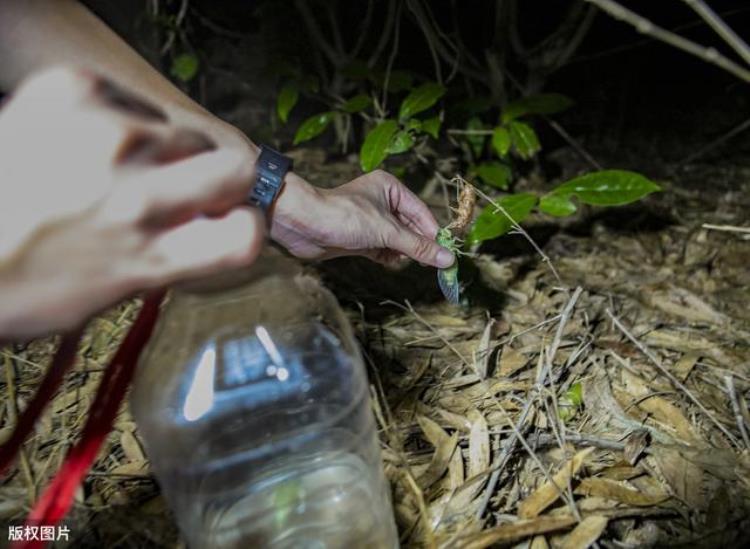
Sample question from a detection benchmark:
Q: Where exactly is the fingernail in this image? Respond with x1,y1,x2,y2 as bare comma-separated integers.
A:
436,248,455,268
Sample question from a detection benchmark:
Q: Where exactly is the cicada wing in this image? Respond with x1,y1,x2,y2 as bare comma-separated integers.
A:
437,266,460,304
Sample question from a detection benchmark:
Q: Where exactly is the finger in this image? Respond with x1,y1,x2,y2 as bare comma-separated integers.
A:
141,207,265,285
117,125,215,165
93,77,167,122
385,225,454,269
316,247,406,268
124,148,252,226
385,175,441,238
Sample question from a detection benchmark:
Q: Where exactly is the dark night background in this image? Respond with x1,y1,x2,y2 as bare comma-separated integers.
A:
85,0,750,176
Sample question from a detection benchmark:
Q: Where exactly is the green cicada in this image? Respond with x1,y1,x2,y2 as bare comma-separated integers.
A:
436,227,461,304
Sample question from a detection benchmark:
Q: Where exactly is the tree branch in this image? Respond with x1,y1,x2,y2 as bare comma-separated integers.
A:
681,0,750,67
584,0,750,84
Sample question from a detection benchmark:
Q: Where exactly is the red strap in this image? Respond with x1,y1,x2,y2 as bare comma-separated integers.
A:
0,330,83,477
8,291,164,549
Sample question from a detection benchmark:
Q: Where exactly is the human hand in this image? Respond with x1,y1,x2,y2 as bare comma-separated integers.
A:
270,170,455,268
0,67,265,339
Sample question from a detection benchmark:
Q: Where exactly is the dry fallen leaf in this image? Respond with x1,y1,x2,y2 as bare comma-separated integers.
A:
468,409,490,478
518,448,595,519
623,429,650,465
560,515,608,549
620,369,703,445
456,515,578,549
497,345,529,377
575,477,669,506
474,318,495,379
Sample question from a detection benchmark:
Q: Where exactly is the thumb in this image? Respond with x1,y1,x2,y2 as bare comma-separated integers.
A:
387,226,455,269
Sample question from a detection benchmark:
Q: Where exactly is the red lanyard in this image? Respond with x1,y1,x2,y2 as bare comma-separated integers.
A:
1,291,165,549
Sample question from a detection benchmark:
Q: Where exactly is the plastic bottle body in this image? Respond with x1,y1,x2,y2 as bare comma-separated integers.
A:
130,254,398,549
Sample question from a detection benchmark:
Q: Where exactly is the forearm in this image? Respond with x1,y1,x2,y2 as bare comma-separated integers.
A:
0,0,250,148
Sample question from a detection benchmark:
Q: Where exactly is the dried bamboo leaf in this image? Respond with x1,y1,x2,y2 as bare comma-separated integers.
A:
449,443,465,490
530,535,550,549
518,448,594,519
649,448,705,508
417,432,459,490
456,515,577,549
672,352,699,382
497,345,529,377
623,429,649,466
644,285,727,325
468,409,490,478
575,477,669,506
559,515,608,549
600,464,643,481
474,318,495,379
418,414,452,447
120,430,146,463
621,370,702,444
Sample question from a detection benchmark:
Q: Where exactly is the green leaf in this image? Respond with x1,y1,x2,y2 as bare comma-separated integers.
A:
406,118,423,131
475,162,512,190
276,83,299,124
466,116,486,159
501,93,574,123
539,193,577,217
293,111,334,145
360,119,399,172
422,116,441,139
467,193,538,244
387,130,415,154
509,121,541,160
550,170,661,207
170,53,199,82
492,126,512,158
566,383,584,407
398,82,446,120
341,94,372,114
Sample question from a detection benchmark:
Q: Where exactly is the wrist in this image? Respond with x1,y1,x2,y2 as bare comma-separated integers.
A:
270,172,326,244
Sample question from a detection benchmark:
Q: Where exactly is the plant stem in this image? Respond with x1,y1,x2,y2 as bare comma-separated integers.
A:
680,0,750,67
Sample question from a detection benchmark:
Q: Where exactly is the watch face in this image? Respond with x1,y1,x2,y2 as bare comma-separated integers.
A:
250,146,292,212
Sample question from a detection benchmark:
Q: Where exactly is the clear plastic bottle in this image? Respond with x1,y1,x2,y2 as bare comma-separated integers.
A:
130,251,398,549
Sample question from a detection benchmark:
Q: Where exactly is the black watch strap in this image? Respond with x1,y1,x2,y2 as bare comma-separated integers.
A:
248,145,293,214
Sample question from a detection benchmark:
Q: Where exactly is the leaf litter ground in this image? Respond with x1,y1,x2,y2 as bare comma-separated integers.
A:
2,151,750,548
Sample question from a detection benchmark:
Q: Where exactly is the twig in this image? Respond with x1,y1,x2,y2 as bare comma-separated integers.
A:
544,117,603,171
606,309,741,447
367,0,397,68
701,223,750,234
584,0,750,84
475,287,583,521
470,183,563,285
724,375,750,449
383,299,470,366
407,0,443,84
381,1,404,112
571,6,750,65
680,0,750,66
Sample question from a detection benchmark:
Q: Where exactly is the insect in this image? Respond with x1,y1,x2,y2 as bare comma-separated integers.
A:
436,227,461,304
435,178,476,304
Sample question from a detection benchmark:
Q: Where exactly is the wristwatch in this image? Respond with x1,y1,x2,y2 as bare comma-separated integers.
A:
247,145,293,219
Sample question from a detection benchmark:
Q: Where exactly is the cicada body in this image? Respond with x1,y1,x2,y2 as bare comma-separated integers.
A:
436,228,460,304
